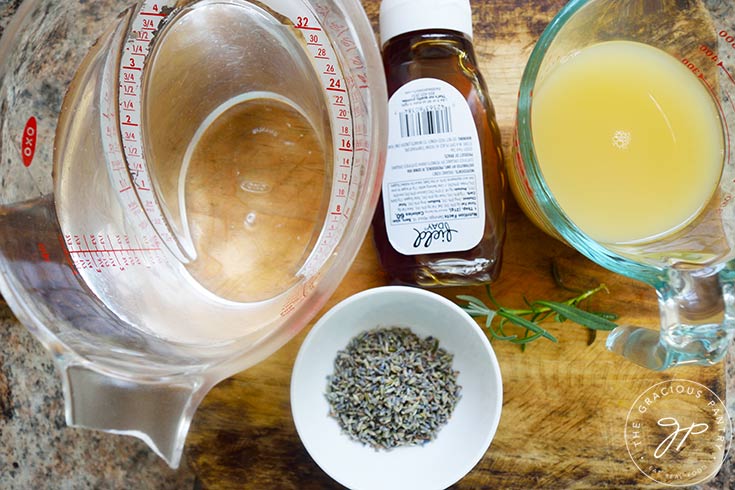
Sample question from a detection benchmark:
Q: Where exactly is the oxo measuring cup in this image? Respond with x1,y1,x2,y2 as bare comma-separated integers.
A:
511,0,735,370
0,0,386,467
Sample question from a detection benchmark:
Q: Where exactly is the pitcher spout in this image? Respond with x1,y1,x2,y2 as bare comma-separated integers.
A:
59,363,209,468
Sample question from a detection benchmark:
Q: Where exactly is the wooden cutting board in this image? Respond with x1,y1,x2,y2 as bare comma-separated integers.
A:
185,1,727,488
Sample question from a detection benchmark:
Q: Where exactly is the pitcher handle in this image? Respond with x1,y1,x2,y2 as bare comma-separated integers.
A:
606,266,735,370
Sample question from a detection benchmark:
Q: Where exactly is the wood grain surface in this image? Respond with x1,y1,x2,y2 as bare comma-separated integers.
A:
185,1,727,488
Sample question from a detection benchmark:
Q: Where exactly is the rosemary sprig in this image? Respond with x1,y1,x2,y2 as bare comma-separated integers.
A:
457,284,618,349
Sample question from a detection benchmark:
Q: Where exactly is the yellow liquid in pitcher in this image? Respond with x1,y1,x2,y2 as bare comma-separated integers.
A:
532,41,724,244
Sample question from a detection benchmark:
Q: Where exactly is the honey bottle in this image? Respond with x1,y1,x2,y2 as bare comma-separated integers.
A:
373,0,507,286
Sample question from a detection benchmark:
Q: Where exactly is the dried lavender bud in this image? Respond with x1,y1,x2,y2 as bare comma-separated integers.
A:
325,326,461,450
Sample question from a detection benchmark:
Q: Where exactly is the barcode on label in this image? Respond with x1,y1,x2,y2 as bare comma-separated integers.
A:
399,106,452,137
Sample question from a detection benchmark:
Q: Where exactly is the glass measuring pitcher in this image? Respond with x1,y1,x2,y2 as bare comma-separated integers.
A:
0,0,386,467
511,0,735,371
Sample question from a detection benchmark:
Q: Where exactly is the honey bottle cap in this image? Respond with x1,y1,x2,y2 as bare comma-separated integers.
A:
379,0,473,46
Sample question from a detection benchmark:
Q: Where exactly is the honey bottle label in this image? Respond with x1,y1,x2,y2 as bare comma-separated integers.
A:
382,77,485,255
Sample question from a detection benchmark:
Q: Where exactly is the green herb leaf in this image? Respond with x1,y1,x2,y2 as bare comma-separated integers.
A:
456,281,618,351
534,300,617,331
593,312,619,321
457,294,489,310
498,309,558,342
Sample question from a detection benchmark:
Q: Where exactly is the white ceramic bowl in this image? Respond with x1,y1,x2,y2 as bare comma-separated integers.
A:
291,286,503,490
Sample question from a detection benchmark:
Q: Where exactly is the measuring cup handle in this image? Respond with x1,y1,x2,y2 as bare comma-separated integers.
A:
606,267,735,370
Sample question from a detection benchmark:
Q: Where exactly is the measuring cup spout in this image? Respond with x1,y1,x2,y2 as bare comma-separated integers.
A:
59,363,210,468
606,267,735,370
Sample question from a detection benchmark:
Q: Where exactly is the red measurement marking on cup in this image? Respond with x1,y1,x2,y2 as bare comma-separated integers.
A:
21,116,37,167
141,10,166,17
294,16,321,31
682,56,735,173
279,276,319,317
720,62,735,85
718,29,735,51
719,194,734,216
692,43,735,85
284,6,357,277
37,242,50,263
121,116,138,127
57,234,79,274
306,33,322,47
107,0,179,252
327,78,344,91
62,233,166,273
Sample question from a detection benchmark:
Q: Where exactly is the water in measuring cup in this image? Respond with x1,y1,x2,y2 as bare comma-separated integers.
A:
181,93,328,303
532,40,724,246
50,1,334,344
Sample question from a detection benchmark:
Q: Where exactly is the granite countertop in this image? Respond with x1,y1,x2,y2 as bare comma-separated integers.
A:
0,304,196,489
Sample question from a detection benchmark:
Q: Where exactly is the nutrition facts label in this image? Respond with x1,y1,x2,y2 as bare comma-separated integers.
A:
382,78,485,255
387,174,480,224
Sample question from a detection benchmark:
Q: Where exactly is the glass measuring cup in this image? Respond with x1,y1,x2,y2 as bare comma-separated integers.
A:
0,0,385,467
511,0,735,370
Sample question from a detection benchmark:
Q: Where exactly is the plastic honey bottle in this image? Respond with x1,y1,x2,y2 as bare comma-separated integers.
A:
373,0,507,286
